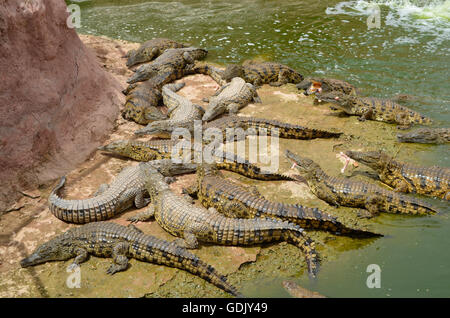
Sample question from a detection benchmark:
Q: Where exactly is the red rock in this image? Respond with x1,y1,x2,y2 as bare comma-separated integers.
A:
0,0,124,213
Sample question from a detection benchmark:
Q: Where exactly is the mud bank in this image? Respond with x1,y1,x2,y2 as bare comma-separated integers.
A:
0,34,416,298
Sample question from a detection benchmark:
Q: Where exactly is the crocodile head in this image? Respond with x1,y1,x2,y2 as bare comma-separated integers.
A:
296,79,323,95
20,236,74,267
98,140,134,157
202,99,227,121
144,160,197,176
397,128,439,144
284,150,322,177
184,47,208,61
134,120,173,136
127,63,156,84
221,64,245,82
344,150,390,171
126,47,156,68
144,107,168,121
315,91,353,111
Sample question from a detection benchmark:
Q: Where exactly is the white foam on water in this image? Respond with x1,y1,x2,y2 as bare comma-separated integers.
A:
326,1,450,44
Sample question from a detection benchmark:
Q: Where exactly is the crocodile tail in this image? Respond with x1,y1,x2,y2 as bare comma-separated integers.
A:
282,227,320,278
150,241,240,296
163,82,186,92
217,152,293,181
385,192,438,215
187,255,241,297
246,119,342,140
292,205,382,238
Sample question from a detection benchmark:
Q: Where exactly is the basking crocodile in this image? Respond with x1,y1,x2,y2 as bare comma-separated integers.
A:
202,77,262,121
221,60,304,87
134,83,204,136
316,91,433,128
203,115,342,140
126,38,186,68
345,150,450,200
20,221,239,296
48,160,197,224
121,79,168,125
129,165,319,277
296,78,358,96
98,139,293,181
285,150,437,218
127,47,207,84
397,128,450,144
184,164,381,237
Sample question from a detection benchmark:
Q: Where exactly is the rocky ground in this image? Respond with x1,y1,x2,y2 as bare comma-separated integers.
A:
0,34,413,298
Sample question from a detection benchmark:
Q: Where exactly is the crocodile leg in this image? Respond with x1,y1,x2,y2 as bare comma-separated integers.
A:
106,242,130,275
182,184,199,199
128,205,155,223
391,179,410,193
227,103,241,115
67,247,89,270
358,109,374,122
362,195,384,218
312,183,340,207
269,69,290,86
134,190,150,209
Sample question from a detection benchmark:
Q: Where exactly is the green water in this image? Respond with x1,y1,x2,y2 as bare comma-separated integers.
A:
74,0,449,297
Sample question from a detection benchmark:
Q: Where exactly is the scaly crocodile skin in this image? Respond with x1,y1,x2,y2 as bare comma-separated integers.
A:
221,60,304,87
127,47,207,84
187,164,381,237
48,161,197,224
134,82,204,136
397,128,450,144
126,38,186,68
285,150,438,218
20,221,239,296
203,115,342,140
202,77,261,121
346,150,450,200
130,165,320,277
317,91,432,128
98,139,293,181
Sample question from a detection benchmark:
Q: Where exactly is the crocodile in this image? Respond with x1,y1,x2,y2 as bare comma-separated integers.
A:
203,115,342,140
316,91,433,128
345,150,450,200
98,139,293,181
126,38,186,68
121,79,167,125
134,83,204,136
127,47,207,84
202,77,262,121
296,78,358,96
397,128,450,144
221,60,304,87
48,160,197,224
20,221,239,296
184,163,381,237
129,164,320,277
285,150,437,218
